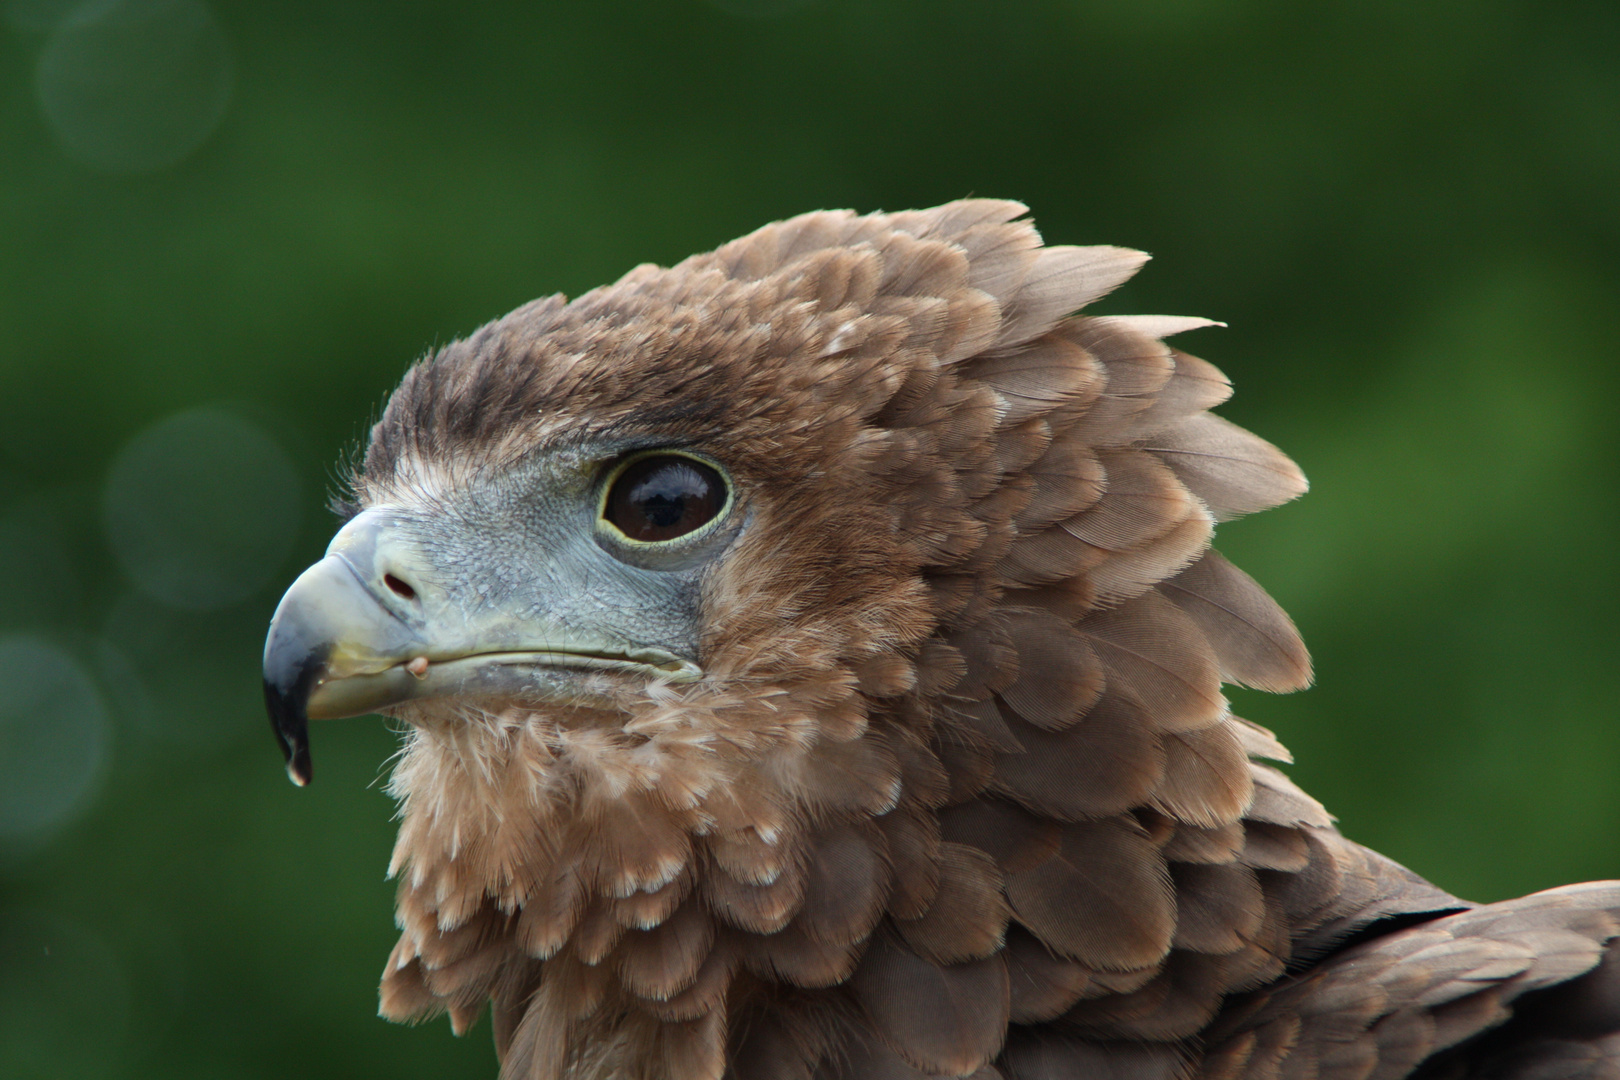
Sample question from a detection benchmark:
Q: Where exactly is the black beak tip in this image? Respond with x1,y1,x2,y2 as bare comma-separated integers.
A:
286,746,313,787
264,669,317,787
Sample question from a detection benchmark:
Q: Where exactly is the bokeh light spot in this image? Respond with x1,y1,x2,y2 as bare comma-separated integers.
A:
34,0,233,173
103,407,303,611
0,636,111,846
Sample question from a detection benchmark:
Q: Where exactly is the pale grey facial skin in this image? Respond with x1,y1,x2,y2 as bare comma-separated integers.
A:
262,440,742,785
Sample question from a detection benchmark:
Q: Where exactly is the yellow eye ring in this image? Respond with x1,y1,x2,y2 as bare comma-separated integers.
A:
596,450,732,547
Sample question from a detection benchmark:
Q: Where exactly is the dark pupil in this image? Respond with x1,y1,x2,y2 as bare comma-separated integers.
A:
607,456,725,542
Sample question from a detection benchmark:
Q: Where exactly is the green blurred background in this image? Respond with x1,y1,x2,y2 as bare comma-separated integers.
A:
2,0,1617,1075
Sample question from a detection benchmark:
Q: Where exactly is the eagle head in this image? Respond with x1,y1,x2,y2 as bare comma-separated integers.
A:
262,200,1317,1079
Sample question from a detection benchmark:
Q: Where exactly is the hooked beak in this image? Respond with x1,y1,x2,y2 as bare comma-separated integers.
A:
262,511,701,786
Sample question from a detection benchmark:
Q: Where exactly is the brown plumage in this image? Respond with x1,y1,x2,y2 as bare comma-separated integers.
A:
261,200,1620,1079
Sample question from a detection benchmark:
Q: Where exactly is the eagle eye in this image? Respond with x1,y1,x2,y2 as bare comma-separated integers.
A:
601,453,729,544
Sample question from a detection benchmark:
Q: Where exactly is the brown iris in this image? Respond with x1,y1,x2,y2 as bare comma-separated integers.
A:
603,455,728,542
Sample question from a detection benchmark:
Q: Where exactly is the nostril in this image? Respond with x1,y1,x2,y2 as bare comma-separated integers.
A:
383,574,417,601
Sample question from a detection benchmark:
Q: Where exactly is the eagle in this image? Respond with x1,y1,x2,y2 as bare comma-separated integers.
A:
262,201,1620,1080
